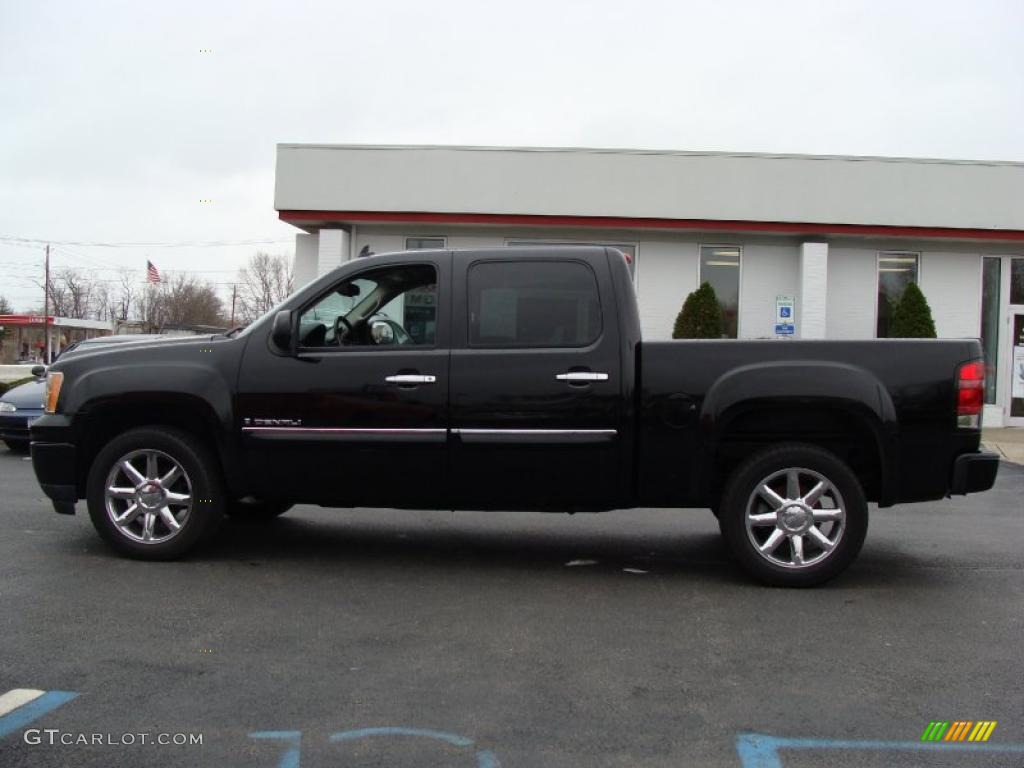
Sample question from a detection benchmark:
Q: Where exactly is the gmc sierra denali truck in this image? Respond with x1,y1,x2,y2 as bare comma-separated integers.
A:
30,246,1000,586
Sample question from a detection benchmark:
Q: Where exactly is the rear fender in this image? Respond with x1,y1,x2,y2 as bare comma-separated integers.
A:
699,361,898,504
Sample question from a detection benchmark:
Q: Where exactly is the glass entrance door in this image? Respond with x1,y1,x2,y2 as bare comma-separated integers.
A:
1009,258,1024,426
1010,312,1024,427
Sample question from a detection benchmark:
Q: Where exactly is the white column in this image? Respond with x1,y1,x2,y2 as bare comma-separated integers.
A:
317,229,349,277
799,242,829,339
292,233,318,288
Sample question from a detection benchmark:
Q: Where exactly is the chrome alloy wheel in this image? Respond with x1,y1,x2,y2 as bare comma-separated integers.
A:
744,466,846,569
104,449,193,544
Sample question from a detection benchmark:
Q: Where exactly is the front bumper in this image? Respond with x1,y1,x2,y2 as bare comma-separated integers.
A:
30,441,78,513
949,451,1000,495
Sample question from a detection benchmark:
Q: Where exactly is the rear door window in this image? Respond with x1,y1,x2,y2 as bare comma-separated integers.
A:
468,260,601,348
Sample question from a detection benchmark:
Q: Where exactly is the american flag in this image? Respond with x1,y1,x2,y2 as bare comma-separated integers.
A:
146,260,161,284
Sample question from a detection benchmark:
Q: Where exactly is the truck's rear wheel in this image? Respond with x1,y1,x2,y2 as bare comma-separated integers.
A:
86,427,225,560
718,443,868,587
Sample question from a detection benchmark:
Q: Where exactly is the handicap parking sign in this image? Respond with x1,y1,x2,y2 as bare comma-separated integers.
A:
775,295,796,337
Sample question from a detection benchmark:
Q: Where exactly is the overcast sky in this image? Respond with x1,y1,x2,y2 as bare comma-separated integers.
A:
1,0,1022,311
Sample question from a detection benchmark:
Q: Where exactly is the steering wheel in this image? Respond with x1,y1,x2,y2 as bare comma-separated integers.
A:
333,316,354,346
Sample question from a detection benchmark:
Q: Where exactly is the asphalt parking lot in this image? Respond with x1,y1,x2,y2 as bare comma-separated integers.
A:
1,448,1022,768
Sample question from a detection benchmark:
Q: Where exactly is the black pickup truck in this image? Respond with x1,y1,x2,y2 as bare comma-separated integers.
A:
30,246,999,585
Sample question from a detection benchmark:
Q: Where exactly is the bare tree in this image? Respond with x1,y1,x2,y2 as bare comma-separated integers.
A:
42,268,97,319
113,270,138,322
0,295,12,353
235,252,293,325
137,274,226,332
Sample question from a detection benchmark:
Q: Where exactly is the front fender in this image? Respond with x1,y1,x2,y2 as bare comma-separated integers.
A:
66,362,233,423
66,362,242,493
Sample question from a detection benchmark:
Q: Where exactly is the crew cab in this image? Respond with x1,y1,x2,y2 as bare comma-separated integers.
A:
30,246,1000,586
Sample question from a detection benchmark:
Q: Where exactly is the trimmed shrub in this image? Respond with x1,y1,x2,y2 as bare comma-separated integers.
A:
890,282,937,338
673,282,724,339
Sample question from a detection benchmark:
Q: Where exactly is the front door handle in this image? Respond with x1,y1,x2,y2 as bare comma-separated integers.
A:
385,374,436,385
556,372,609,382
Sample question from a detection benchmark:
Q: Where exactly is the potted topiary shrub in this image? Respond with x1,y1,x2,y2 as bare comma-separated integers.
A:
890,282,937,338
673,282,724,339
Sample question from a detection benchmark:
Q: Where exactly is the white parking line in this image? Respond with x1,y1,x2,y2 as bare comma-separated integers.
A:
0,689,45,717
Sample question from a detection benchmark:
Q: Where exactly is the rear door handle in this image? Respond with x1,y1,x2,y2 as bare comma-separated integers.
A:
385,374,436,384
556,372,609,382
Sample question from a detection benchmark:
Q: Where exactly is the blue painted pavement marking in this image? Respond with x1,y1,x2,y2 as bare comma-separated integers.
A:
249,731,302,768
0,691,79,740
330,727,500,766
330,727,475,746
737,733,1024,768
475,749,500,768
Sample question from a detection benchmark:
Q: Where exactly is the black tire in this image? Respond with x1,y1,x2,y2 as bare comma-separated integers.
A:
86,426,225,560
717,443,868,587
225,498,293,521
4,439,30,454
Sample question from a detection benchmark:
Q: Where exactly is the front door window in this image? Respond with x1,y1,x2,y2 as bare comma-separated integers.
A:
298,264,438,349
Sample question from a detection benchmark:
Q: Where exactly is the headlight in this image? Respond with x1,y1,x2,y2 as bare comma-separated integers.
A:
44,372,64,414
0,402,15,413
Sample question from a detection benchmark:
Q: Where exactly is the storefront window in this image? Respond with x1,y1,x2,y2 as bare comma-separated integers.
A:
406,237,446,250
876,252,920,338
699,246,740,339
981,257,1001,404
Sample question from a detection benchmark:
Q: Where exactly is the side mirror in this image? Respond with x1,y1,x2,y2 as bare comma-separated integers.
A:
370,320,395,345
31,365,46,379
271,311,294,353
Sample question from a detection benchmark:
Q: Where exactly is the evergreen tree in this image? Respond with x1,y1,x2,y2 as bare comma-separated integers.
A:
890,282,937,338
673,282,724,339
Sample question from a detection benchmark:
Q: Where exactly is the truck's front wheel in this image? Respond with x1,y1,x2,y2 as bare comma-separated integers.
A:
718,444,868,587
86,427,225,560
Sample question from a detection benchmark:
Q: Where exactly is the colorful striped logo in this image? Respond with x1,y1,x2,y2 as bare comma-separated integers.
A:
921,721,998,742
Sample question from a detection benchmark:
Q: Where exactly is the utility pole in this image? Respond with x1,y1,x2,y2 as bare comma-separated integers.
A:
230,283,237,326
43,243,50,363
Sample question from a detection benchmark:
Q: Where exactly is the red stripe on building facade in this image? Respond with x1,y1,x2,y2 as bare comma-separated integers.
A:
278,210,1024,241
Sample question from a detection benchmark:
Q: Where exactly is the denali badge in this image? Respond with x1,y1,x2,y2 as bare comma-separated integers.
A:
243,417,303,427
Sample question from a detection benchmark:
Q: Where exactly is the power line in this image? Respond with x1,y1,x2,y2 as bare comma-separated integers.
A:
1,260,242,275
0,235,292,248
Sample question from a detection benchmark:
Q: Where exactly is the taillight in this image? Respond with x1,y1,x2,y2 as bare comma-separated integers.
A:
956,360,984,428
